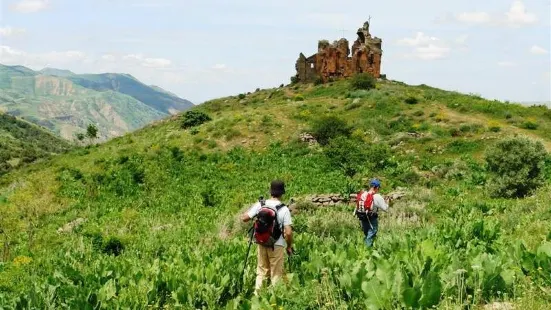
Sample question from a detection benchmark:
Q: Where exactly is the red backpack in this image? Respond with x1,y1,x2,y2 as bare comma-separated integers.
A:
253,200,284,248
355,190,374,220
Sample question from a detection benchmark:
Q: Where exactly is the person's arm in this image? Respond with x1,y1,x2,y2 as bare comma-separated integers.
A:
282,209,293,254
375,194,389,212
284,225,293,254
242,203,260,222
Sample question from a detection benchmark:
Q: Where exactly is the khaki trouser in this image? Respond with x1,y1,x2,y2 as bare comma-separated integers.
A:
255,245,285,292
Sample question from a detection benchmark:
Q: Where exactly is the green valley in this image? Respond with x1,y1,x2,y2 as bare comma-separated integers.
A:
0,76,550,309
0,64,193,141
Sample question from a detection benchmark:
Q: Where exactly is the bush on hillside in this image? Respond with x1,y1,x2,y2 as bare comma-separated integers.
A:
181,110,212,129
404,96,419,105
311,116,352,146
485,137,548,198
323,136,365,177
314,76,324,86
350,73,376,90
323,136,394,177
520,120,538,130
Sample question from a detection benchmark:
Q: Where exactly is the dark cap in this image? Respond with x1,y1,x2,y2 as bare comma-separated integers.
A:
270,180,286,197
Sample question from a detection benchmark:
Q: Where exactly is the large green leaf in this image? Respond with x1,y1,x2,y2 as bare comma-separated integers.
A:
402,287,421,309
419,271,441,308
537,242,551,257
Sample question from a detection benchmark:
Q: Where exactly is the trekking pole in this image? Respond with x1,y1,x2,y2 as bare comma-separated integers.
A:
366,216,374,230
287,255,292,273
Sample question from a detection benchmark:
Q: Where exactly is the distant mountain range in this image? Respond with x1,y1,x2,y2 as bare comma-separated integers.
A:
0,64,193,140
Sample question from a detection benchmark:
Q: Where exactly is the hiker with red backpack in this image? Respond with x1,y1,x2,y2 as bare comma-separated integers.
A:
241,180,293,293
354,179,390,247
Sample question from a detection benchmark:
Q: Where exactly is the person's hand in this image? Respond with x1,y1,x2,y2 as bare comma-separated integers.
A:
286,247,293,256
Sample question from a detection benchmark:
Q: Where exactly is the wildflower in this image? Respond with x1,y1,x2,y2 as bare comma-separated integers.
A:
13,256,32,267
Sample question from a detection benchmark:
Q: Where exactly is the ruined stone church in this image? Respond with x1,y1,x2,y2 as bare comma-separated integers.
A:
294,21,382,83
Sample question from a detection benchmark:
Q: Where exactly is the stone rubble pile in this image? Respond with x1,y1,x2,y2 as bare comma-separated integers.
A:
57,218,86,234
299,133,317,145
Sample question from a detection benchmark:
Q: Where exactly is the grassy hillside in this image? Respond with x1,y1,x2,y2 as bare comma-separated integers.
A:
0,64,193,141
0,78,550,309
0,113,72,176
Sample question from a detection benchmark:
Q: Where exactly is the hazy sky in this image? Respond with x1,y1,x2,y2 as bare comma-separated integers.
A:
1,0,550,104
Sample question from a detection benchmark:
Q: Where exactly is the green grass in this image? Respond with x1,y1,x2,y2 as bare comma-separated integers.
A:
0,78,550,309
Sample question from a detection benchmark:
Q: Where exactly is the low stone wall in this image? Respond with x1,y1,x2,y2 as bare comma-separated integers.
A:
289,188,407,213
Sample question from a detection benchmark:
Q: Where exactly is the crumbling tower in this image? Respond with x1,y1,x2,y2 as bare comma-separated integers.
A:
294,20,383,83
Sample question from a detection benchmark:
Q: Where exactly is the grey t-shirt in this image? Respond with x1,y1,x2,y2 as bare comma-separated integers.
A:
247,199,292,247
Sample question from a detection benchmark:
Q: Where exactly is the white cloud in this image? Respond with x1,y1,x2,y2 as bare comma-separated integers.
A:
212,64,227,70
454,1,538,27
530,45,548,55
0,45,87,68
397,32,439,47
505,1,538,26
397,32,450,60
0,26,26,37
10,0,49,13
122,54,172,68
101,54,116,61
497,61,517,67
414,44,451,60
456,12,492,24
455,35,469,45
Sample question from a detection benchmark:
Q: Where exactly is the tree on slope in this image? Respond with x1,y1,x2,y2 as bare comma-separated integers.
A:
86,124,99,145
485,136,548,198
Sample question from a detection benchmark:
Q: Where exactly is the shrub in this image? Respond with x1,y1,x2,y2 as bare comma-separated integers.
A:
290,75,299,85
366,143,393,171
102,236,125,256
459,124,472,133
181,110,212,129
238,93,246,100
294,94,305,101
348,90,371,98
487,121,501,132
314,76,324,86
310,116,352,146
449,127,462,137
224,129,241,141
324,136,365,177
350,73,376,90
404,96,419,105
520,120,538,130
485,137,548,198
413,110,424,117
